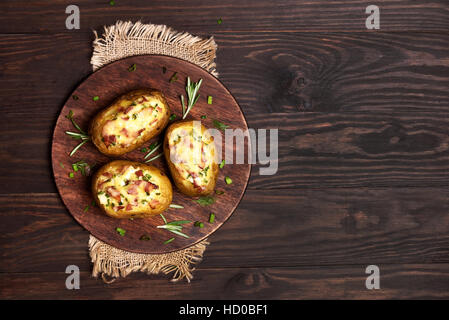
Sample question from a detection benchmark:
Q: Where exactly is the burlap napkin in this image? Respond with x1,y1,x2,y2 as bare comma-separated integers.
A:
88,21,217,282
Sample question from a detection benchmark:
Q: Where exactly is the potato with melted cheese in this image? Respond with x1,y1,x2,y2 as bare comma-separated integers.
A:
164,120,219,196
92,160,172,218
89,89,170,156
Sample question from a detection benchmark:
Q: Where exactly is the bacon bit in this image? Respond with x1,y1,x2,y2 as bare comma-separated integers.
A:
106,186,121,201
124,105,134,114
120,165,130,174
102,172,112,178
103,134,116,147
120,128,129,137
114,205,125,212
121,116,130,121
132,180,143,186
135,128,145,137
156,106,162,113
142,96,148,102
117,107,125,113
149,199,160,209
144,181,158,193
135,170,143,177
127,185,138,195
126,204,133,211
98,179,109,188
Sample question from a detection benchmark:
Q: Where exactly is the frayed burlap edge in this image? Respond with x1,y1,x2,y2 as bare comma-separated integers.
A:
89,20,217,283
91,20,218,76
89,235,209,283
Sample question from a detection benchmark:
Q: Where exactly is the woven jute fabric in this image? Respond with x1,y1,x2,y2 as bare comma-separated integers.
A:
88,20,217,283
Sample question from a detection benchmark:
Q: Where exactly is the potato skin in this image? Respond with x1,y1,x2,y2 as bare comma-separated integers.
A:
164,120,219,197
89,89,170,156
92,160,172,219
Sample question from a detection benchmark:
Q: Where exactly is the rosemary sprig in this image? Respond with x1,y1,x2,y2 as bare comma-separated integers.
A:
65,110,86,134
181,77,203,119
144,152,163,163
65,110,90,156
157,214,191,238
143,142,161,159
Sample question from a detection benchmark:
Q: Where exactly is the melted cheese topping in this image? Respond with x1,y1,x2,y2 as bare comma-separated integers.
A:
168,125,215,191
101,95,165,148
96,165,164,214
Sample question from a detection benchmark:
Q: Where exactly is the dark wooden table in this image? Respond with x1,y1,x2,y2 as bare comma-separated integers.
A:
1,0,449,299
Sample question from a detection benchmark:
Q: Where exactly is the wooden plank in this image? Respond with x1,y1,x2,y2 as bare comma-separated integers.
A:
1,32,449,115
0,0,448,33
1,189,449,273
1,111,449,194
2,264,449,299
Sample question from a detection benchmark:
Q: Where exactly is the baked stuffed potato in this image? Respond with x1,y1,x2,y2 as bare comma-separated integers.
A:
89,89,170,156
92,160,172,218
164,120,219,196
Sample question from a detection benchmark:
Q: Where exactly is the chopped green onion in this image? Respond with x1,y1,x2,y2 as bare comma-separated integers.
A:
201,115,207,119
116,227,126,236
207,96,213,104
140,235,151,241
109,0,115,6
72,164,79,172
83,205,89,212
164,237,175,244
169,114,177,121
72,95,79,100
209,213,215,223
225,176,233,184
128,63,137,72
140,147,147,153
213,119,229,131
69,172,74,178
93,96,99,101
169,72,178,83
215,190,224,195
219,159,225,169
194,221,204,228
59,162,65,168
217,18,223,25
194,196,215,206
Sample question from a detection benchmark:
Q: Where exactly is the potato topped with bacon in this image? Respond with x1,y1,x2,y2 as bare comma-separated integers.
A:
164,120,219,196
92,160,172,218
89,89,170,156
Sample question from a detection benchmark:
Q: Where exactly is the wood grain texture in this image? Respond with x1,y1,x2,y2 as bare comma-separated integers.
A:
2,111,449,194
2,189,449,273
1,32,449,115
2,264,449,299
51,55,250,253
1,0,448,33
1,0,448,300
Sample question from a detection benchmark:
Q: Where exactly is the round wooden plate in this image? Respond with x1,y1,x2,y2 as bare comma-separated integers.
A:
51,55,250,254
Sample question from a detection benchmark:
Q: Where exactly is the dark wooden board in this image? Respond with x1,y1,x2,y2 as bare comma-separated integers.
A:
1,0,449,300
51,55,250,254
2,263,449,299
2,32,449,115
1,0,449,33
3,111,449,194
2,188,449,273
